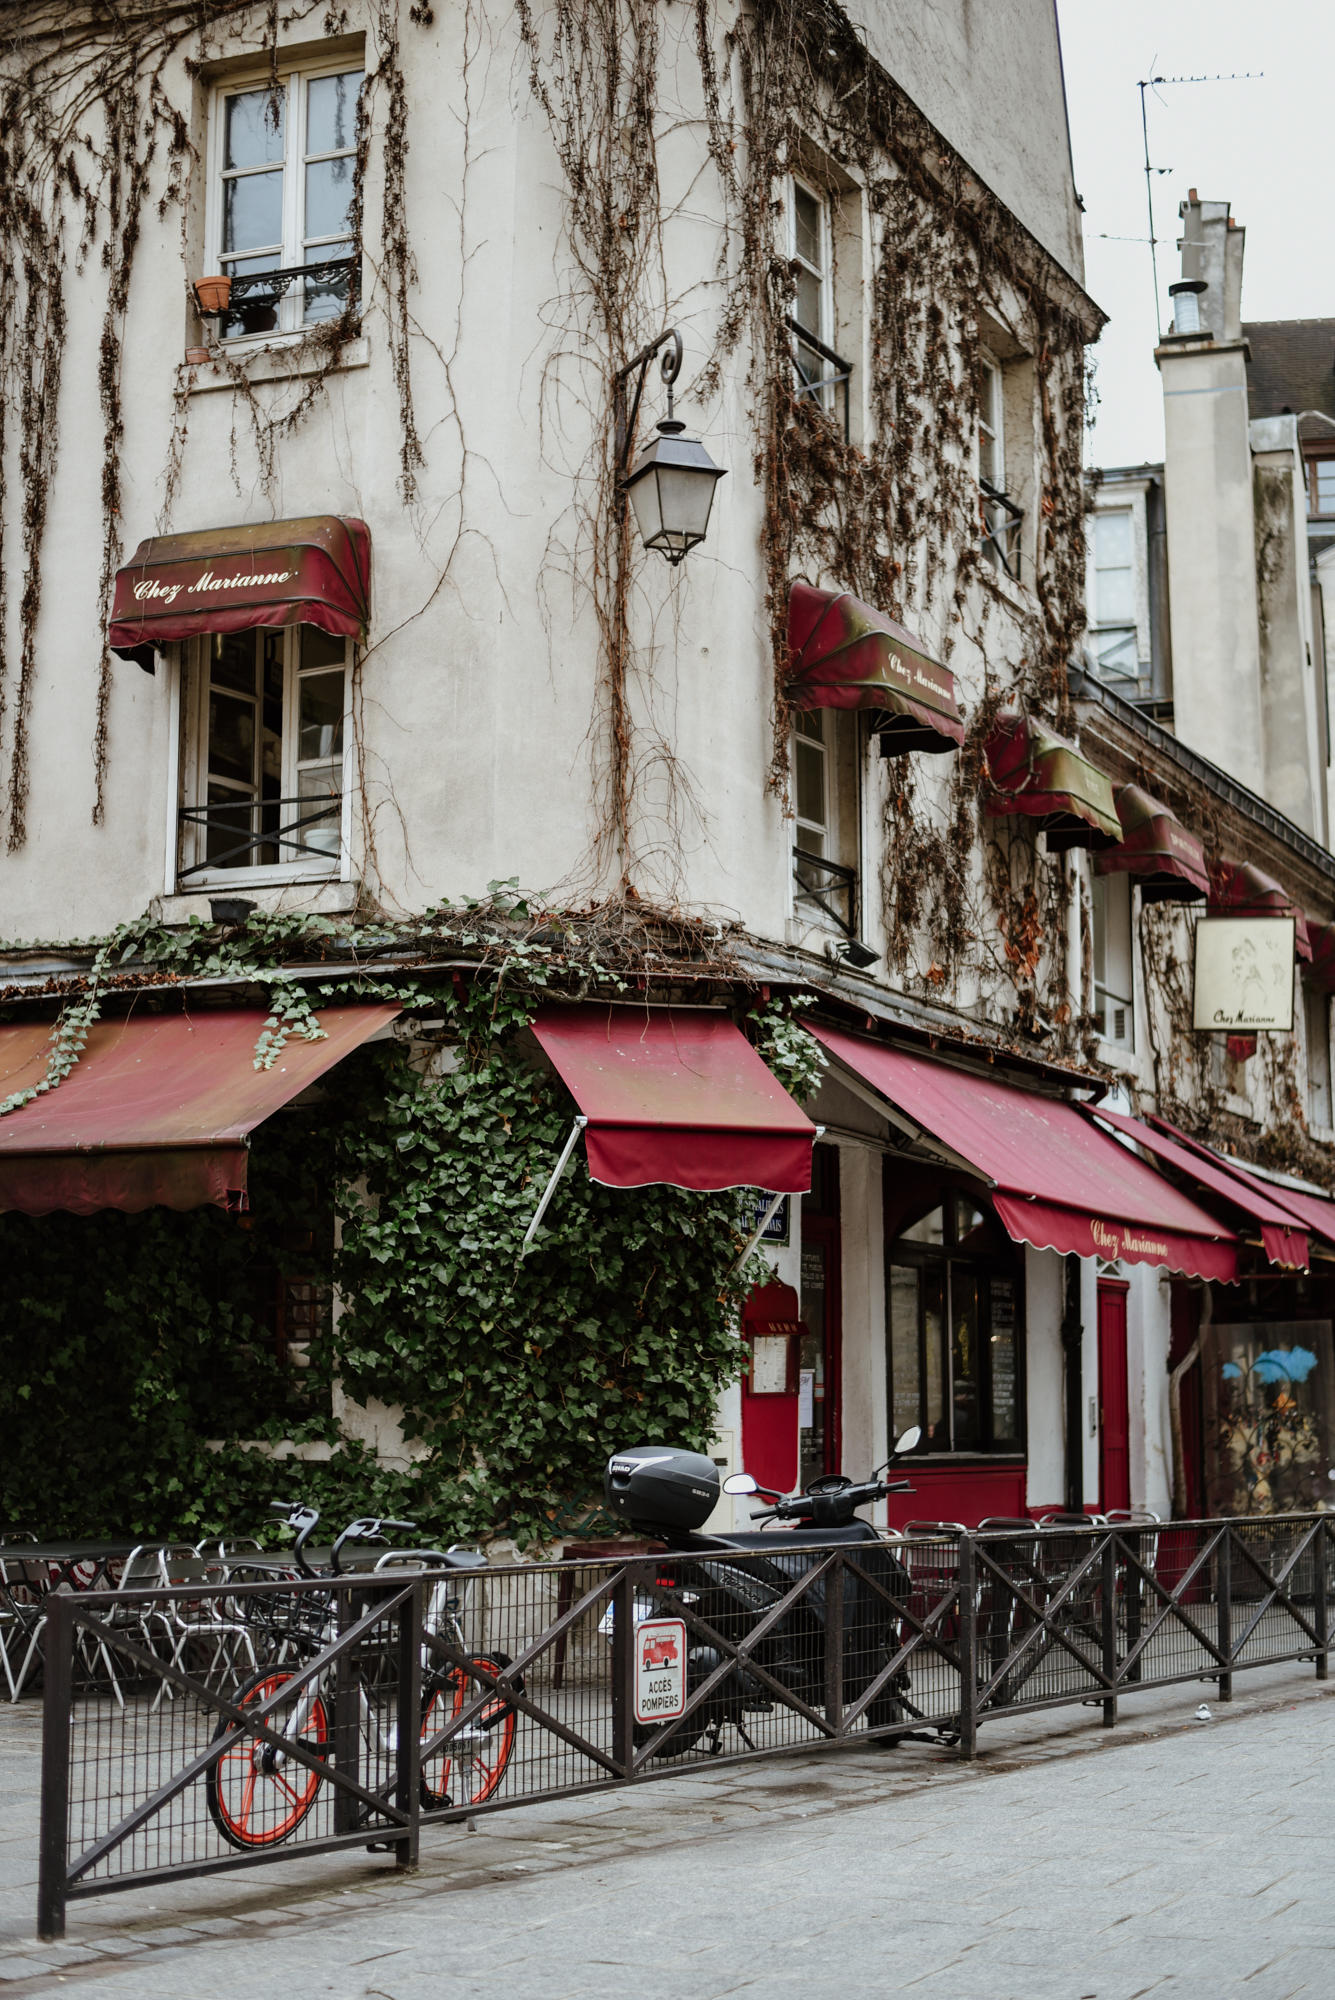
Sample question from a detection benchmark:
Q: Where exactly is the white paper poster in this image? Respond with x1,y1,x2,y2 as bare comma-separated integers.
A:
798,1368,815,1429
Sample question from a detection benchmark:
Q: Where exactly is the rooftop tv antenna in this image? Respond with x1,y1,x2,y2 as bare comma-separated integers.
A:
1136,70,1262,340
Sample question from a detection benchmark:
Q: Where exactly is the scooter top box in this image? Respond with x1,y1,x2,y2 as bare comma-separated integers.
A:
605,1446,719,1531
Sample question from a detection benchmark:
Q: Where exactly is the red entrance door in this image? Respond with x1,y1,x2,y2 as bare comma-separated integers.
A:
1097,1279,1131,1514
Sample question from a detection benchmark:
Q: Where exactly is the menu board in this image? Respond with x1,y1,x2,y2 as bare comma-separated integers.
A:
989,1277,1019,1442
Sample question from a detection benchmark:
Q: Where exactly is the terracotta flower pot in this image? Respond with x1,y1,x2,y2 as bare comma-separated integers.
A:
184,347,210,366
193,274,232,314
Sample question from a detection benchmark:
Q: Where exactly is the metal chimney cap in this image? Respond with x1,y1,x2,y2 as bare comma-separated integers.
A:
1169,279,1208,297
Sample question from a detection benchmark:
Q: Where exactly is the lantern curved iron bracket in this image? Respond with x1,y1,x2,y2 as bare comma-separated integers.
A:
613,326,683,482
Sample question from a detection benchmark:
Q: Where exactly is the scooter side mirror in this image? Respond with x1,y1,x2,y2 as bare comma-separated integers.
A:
894,1425,922,1456
723,1472,759,1495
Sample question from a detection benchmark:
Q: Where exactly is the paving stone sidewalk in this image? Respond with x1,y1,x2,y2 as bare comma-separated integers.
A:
0,1663,1331,1997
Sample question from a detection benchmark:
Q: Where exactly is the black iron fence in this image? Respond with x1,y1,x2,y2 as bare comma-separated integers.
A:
33,1515,1335,1938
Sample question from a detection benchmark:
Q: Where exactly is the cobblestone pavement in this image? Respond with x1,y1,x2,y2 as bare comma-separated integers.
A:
0,1664,1332,1998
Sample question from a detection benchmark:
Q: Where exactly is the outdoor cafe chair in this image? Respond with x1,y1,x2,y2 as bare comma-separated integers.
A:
150,1547,257,1705
0,1552,48,1702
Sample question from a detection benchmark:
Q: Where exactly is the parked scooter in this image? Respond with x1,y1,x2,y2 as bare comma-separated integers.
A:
602,1427,921,1758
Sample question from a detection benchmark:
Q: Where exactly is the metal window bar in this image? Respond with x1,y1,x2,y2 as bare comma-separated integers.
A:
979,476,1024,580
784,316,853,442
194,257,360,334
792,847,857,935
177,796,341,880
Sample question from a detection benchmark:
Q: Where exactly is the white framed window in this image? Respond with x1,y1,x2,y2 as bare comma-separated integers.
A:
788,176,847,425
977,352,1021,577
792,710,861,936
1089,509,1138,682
1091,873,1135,1052
1306,984,1332,1127
206,59,365,340
178,626,351,886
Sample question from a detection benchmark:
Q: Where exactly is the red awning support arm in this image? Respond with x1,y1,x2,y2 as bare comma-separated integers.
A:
729,1128,825,1274
520,1116,588,1255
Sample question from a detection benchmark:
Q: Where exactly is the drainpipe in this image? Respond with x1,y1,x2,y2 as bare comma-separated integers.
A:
1061,1252,1084,1512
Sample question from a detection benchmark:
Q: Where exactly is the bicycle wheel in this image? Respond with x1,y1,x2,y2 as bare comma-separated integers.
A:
420,1652,516,1808
206,1668,330,1850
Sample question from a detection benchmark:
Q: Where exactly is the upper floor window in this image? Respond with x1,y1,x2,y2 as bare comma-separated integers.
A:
208,61,364,339
1088,509,1139,682
787,176,851,437
791,709,862,944
977,353,1022,578
886,1194,1024,1456
178,625,350,884
1305,983,1332,1128
1091,872,1135,1052
1307,454,1335,520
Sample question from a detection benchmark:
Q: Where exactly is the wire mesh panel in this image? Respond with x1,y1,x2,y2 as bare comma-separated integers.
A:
34,1517,1335,1939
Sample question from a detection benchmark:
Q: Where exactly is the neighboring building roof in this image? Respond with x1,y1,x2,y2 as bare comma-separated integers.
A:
1244,319,1335,442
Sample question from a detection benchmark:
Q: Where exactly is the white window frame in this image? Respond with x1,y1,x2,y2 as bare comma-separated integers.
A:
1088,508,1139,683
977,350,1022,577
1091,872,1135,1054
204,56,364,345
175,630,354,891
788,174,839,418
1306,983,1333,1129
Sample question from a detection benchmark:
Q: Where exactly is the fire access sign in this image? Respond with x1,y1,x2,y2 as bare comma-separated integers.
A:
633,1617,687,1723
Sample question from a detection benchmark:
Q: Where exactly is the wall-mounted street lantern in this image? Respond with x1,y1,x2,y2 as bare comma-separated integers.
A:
614,328,726,565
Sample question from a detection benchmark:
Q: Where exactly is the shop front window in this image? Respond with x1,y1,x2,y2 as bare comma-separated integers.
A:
887,1194,1024,1454
1204,1318,1333,1516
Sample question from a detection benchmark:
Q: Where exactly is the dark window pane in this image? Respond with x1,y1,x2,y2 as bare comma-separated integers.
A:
306,70,364,155
793,184,821,268
901,1206,945,1246
205,783,254,867
924,1266,947,1449
210,632,257,696
301,626,347,671
225,87,286,170
208,692,255,785
223,168,284,255
305,155,355,241
952,1268,981,1450
298,670,344,762
793,265,822,339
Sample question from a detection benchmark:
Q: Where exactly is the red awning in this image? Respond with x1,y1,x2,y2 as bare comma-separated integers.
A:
0,1004,397,1215
984,712,1122,851
530,1005,815,1193
810,1024,1238,1280
109,516,371,670
786,582,964,754
1144,1115,1335,1256
1089,1107,1309,1271
1307,921,1335,995
1094,784,1209,903
1210,862,1311,961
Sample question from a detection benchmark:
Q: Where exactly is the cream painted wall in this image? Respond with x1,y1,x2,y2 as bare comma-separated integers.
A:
849,0,1085,284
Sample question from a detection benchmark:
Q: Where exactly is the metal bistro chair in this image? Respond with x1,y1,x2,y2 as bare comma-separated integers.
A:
897,1523,965,1651
975,1518,1048,1698
152,1546,258,1704
0,1548,48,1702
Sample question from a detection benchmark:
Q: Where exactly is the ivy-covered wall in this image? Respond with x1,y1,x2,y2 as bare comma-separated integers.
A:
0,957,810,1545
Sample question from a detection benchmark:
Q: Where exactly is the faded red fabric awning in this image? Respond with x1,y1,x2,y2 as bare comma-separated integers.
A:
1090,1107,1308,1271
786,582,965,754
530,1005,815,1192
109,516,371,670
1144,1115,1335,1256
984,712,1122,852
0,1004,397,1215
810,1024,1238,1280
1210,862,1311,961
1307,921,1335,994
1094,784,1209,902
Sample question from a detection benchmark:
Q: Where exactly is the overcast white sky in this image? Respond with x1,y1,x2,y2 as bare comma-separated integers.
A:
1055,0,1335,470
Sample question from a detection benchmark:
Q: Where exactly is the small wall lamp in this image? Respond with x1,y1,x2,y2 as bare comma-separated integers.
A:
614,328,726,565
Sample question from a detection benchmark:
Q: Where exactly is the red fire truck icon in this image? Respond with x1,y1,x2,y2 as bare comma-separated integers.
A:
641,1632,679,1669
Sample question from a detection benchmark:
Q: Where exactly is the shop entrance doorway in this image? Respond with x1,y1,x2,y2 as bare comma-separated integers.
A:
1098,1278,1131,1514
799,1144,842,1486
